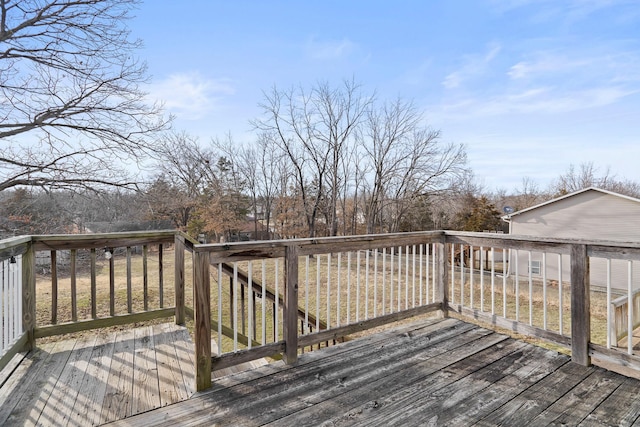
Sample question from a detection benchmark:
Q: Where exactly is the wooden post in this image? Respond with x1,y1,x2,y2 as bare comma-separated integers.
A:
283,244,299,364
571,244,591,366
193,250,212,391
435,239,449,318
22,243,36,351
174,235,185,325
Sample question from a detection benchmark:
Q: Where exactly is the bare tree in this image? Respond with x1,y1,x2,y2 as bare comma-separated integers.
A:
360,99,467,233
0,0,168,192
549,162,640,199
253,80,371,237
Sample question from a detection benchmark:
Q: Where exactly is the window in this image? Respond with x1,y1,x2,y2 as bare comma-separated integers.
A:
529,260,541,275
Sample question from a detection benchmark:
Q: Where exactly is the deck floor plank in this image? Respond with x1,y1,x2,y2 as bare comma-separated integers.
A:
169,323,196,397
68,332,117,427
131,326,161,414
5,339,75,426
351,340,536,427
39,334,97,427
108,319,484,426
100,328,136,424
529,368,625,426
7,319,640,426
130,325,504,427
153,323,190,406
579,376,640,426
476,357,598,426
437,345,570,426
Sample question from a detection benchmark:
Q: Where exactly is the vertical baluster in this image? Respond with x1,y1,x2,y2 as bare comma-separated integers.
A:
558,254,563,336
305,256,310,335
262,261,266,344
248,262,253,349
337,252,341,327
542,252,547,330
316,256,320,331
217,264,222,356
419,245,423,306
470,246,474,309
503,248,507,318
91,248,97,319
365,250,370,319
158,244,164,308
126,246,132,314
233,263,239,352
374,249,378,317
606,258,611,348
515,250,520,322
460,244,465,309
480,247,485,312
390,247,394,314
528,251,533,326
450,244,455,306
143,245,148,311
405,245,410,310
382,248,387,315
327,253,331,328
347,252,352,324
51,250,57,324
275,259,280,341
628,261,633,355
356,251,361,321
491,247,495,315
398,246,402,312
71,249,77,322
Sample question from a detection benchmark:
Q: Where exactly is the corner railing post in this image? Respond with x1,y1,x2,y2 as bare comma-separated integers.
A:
174,233,186,325
571,243,591,366
436,235,449,318
194,249,212,391
283,244,299,364
22,242,36,351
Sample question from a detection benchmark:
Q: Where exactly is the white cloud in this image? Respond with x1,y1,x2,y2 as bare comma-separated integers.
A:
442,43,501,89
149,72,235,120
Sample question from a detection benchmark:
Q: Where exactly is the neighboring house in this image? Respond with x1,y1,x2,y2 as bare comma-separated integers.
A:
502,187,640,292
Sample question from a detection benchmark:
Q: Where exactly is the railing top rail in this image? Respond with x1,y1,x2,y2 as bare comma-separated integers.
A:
444,231,640,250
30,230,177,251
0,235,31,261
194,231,446,261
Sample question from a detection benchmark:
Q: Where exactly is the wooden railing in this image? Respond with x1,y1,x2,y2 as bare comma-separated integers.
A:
0,231,196,371
192,231,640,391
3,230,640,393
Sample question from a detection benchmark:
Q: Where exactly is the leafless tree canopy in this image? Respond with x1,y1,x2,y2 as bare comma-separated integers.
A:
0,0,168,192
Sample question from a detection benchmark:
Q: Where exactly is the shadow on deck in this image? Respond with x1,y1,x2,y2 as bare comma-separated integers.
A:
97,317,640,426
0,323,196,426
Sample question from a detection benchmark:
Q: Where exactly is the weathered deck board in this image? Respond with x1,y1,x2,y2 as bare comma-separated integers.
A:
0,323,196,426
105,318,640,427
69,332,117,427
3,339,75,426
100,328,135,423
5,318,640,426
132,326,161,414
41,334,97,426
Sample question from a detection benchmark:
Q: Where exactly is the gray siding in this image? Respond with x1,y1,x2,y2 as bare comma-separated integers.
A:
509,189,640,291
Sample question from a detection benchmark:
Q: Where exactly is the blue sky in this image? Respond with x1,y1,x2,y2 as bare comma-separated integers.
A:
133,0,640,192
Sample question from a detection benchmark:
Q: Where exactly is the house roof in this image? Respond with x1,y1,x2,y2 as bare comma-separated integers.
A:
501,186,640,221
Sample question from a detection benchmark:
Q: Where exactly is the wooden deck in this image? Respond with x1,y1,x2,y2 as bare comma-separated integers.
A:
0,323,196,426
106,317,640,426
